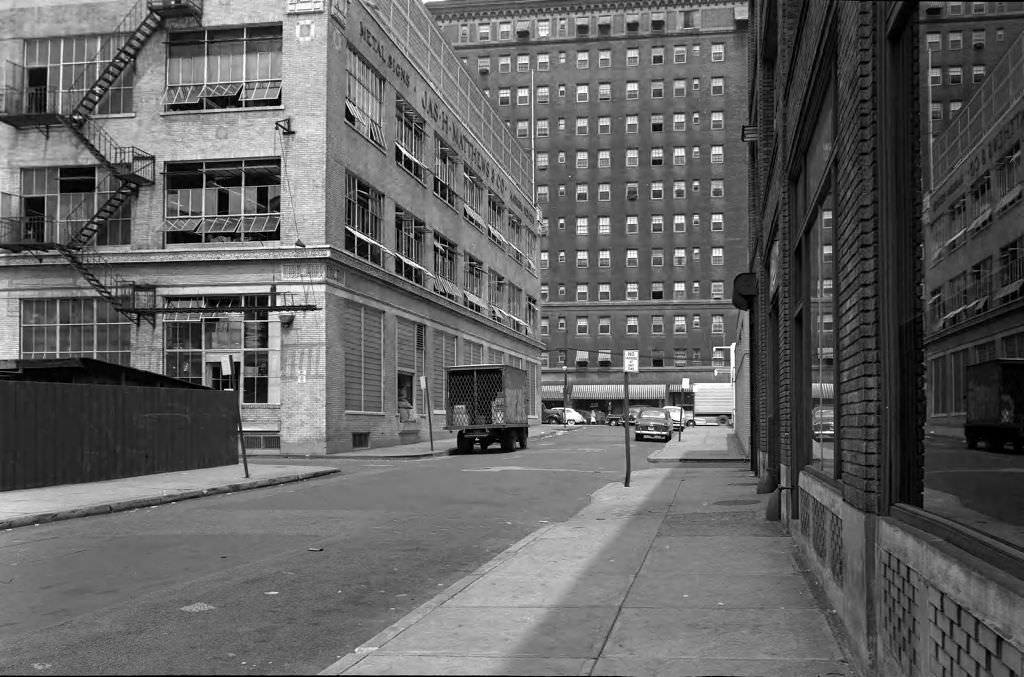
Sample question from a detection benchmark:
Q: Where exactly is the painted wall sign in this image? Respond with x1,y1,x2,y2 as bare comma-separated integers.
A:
359,22,411,90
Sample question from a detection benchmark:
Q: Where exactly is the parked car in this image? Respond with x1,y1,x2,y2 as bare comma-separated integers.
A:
812,406,835,442
625,406,646,426
545,406,587,425
663,405,684,429
634,408,673,442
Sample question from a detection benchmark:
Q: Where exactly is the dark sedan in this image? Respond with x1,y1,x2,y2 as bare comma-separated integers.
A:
633,408,673,442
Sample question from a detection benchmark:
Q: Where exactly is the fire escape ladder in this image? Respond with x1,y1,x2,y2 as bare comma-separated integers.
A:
65,182,139,252
56,245,133,314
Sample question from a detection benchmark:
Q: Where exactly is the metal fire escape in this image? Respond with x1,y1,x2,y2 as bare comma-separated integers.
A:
0,0,204,323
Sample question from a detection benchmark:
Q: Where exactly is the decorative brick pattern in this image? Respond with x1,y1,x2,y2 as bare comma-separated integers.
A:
798,488,843,586
880,549,920,676
927,586,1024,677
828,510,843,584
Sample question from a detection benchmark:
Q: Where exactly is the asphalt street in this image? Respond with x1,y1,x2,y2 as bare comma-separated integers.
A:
0,424,669,675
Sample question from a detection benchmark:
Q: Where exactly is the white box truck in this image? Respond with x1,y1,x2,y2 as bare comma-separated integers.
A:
684,382,734,426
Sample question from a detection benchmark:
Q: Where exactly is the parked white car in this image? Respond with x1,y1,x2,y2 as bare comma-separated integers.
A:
545,407,587,425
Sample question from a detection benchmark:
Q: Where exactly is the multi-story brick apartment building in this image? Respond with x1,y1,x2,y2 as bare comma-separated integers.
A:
427,0,749,415
745,0,1024,674
920,1,1024,428
0,0,542,455
920,0,1024,192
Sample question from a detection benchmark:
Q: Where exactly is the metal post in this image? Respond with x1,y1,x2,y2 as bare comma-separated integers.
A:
424,377,435,451
623,370,631,487
562,365,568,429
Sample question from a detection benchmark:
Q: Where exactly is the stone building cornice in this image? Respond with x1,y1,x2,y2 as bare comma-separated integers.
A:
427,0,744,23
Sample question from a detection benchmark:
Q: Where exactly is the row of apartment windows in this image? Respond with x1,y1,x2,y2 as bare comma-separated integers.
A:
457,12,704,43
928,233,1024,331
925,27,1005,52
929,99,966,121
539,213,726,234
537,180,726,203
345,47,537,275
522,112,723,136
539,280,727,302
535,147,726,169
927,64,988,86
541,247,726,268
494,77,726,105
343,174,538,333
542,313,726,336
543,347,727,369
21,26,283,117
925,2,1006,17
477,44,726,73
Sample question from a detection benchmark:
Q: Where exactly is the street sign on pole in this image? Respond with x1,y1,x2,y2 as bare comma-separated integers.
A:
623,350,639,373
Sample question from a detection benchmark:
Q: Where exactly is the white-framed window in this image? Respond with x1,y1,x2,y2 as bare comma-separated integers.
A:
651,248,664,266
517,86,530,105
626,115,639,133
498,21,512,39
598,216,610,234
539,251,549,268
673,147,687,166
691,179,701,193
516,120,529,137
577,50,589,69
537,19,550,37
598,150,611,168
598,82,611,100
673,282,686,300
711,281,724,299
498,87,511,105
652,46,665,64
692,247,701,262
576,150,589,168
598,183,611,200
948,31,963,50
627,47,640,65
711,43,724,61
540,318,549,335
710,179,724,197
673,45,687,63
673,113,687,132
651,215,664,232
711,111,724,129
711,314,724,334
673,214,686,232
537,53,550,70
576,117,589,135
478,23,491,40
972,29,986,48
692,145,701,160
598,316,611,334
626,148,639,167
948,66,962,85
651,181,664,199
345,46,386,147
626,183,639,201
973,65,986,83
711,76,724,95
517,54,530,72
536,119,549,137
652,281,664,299
626,249,638,267
626,215,638,233
536,185,549,202
711,145,724,164
576,183,589,201
691,77,700,92
652,315,665,335
711,247,724,265
498,55,511,72
691,213,701,228
651,80,664,98
576,283,589,301
598,49,611,67
673,79,687,97
599,249,610,267
576,317,589,335
626,315,639,334
674,315,687,334
651,113,664,132
673,247,686,266
598,283,611,300
576,250,589,267
626,81,639,99
626,283,639,301
575,216,589,234
692,112,701,127
537,85,550,103
477,56,491,72
576,83,589,102
711,213,723,230
673,181,686,199
651,148,664,166
598,116,611,134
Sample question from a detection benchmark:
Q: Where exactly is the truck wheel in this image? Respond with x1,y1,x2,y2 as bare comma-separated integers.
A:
547,417,559,424
717,415,729,425
685,420,696,427
634,433,641,442
518,429,528,449
456,431,473,454
501,430,516,452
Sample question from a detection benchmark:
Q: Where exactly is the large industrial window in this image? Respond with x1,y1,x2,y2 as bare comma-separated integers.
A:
345,172,385,266
23,34,134,115
395,95,426,182
433,233,460,301
20,166,131,246
21,298,131,365
164,25,282,112
344,302,384,412
394,204,426,286
164,295,271,403
163,159,280,243
396,318,426,415
344,45,385,147
434,137,458,208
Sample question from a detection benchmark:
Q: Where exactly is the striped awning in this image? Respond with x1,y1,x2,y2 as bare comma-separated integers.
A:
812,382,835,400
627,383,668,400
541,385,566,399
571,384,625,399
668,383,694,393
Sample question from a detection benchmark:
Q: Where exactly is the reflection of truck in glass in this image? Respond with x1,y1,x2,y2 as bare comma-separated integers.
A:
445,364,530,453
964,359,1024,453
683,383,734,426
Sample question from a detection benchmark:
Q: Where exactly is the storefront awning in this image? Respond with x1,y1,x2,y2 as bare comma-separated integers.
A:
571,383,625,400
627,383,667,400
541,384,566,399
668,383,694,393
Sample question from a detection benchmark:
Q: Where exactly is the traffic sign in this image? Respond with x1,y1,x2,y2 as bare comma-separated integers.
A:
623,350,639,373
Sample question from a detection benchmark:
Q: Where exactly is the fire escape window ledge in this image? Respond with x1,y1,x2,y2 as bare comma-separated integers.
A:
159,105,285,118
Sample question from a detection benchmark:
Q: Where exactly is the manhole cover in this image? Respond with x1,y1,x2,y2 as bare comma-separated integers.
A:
713,499,761,506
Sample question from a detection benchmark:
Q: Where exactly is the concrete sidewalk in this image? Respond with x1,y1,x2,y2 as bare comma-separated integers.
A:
320,465,856,677
647,425,749,463
0,462,338,531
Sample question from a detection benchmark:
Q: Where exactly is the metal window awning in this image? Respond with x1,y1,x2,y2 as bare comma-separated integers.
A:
237,214,281,233
994,279,1024,302
162,217,203,232
200,82,243,99
463,290,485,307
239,80,282,102
164,84,203,105
199,216,242,233
433,276,460,298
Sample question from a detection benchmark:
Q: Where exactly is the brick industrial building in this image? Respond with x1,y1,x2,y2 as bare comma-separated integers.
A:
0,0,542,455
428,0,750,415
745,0,1024,675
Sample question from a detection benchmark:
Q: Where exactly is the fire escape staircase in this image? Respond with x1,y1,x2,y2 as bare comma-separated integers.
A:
0,0,203,323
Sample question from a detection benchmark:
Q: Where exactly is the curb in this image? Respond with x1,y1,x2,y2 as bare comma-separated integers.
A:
646,454,749,464
0,468,340,531
318,523,556,675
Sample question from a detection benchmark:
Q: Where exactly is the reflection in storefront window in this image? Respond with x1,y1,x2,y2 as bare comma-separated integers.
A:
809,196,836,474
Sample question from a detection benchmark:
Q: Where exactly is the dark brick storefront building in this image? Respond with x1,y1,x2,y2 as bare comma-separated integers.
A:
745,1,1024,675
